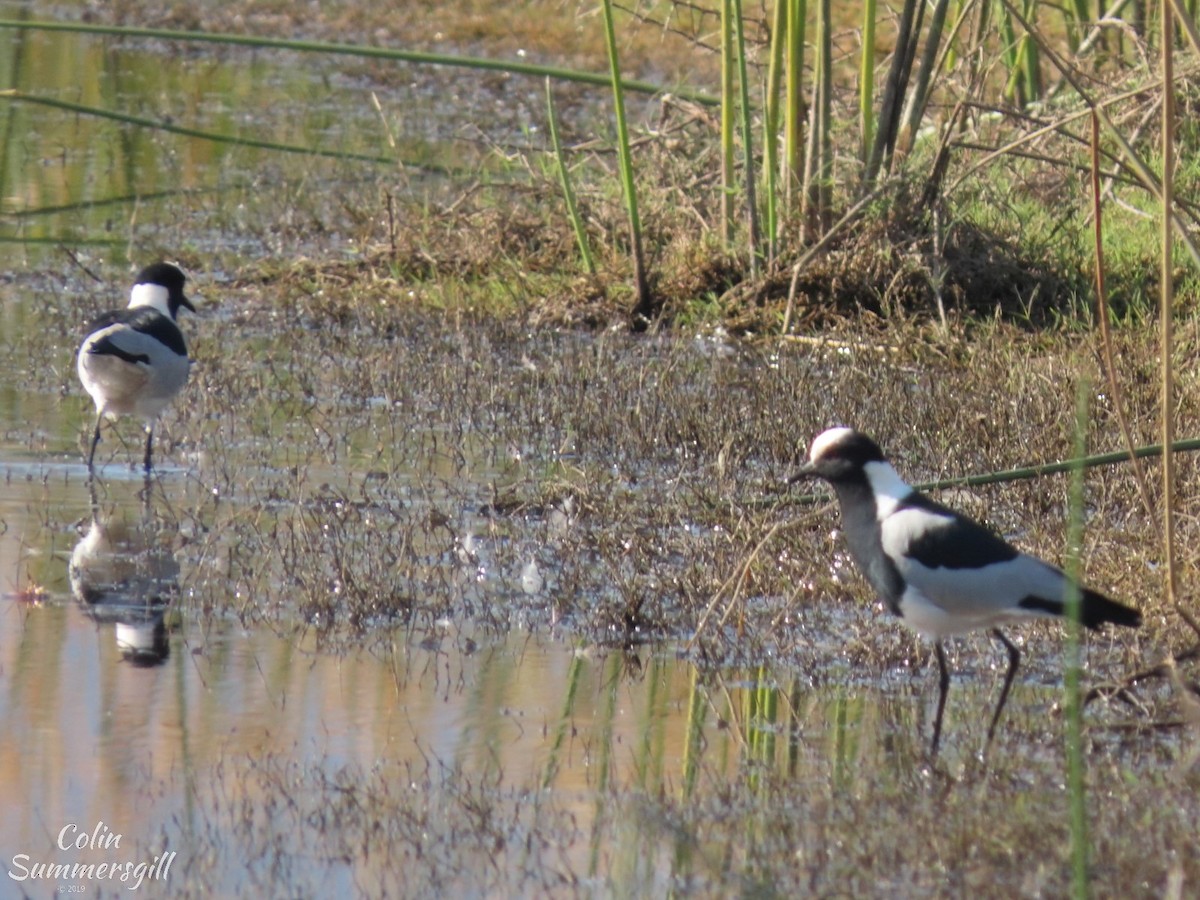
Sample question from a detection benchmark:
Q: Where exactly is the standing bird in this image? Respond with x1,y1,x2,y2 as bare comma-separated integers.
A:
794,426,1141,754
77,262,194,473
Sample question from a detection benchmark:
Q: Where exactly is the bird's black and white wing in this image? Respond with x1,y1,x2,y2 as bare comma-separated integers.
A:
880,492,1070,637
78,308,190,418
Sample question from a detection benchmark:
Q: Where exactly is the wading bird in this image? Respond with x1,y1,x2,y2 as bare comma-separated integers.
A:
77,262,194,473
793,426,1141,754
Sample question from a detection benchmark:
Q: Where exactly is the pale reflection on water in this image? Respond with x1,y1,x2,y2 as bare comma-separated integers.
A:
1,560,744,892
0,455,893,894
68,485,177,667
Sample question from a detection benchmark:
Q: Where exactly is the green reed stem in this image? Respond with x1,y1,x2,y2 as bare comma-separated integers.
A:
917,439,1200,491
599,0,651,320
764,0,787,262
1019,5,1043,101
0,18,717,106
863,0,917,189
1160,0,1179,609
789,438,1200,506
897,0,952,156
731,0,761,276
803,0,832,235
859,0,876,167
0,89,436,168
1064,377,1090,900
541,651,584,790
1064,0,1092,51
682,666,706,797
0,234,125,247
784,0,806,205
544,79,595,275
720,0,735,246
7,186,210,218
997,2,1023,104
1001,0,1042,105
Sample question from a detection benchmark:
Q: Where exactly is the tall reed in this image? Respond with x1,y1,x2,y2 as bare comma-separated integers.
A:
764,0,788,261
859,0,877,168
731,0,761,276
545,79,595,275
784,0,807,206
599,0,651,322
1160,0,1179,609
0,18,716,104
863,0,919,190
1087,110,1160,532
1063,379,1091,900
720,0,736,246
895,0,952,158
1,90,407,167
802,0,832,236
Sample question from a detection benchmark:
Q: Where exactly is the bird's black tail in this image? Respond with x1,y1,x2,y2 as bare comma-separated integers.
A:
1080,587,1142,630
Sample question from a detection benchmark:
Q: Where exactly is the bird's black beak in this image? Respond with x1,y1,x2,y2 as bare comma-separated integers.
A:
787,461,816,486
179,293,196,314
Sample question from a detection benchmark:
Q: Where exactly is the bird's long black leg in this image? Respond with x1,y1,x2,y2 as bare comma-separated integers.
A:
143,425,154,473
987,628,1021,744
932,640,950,756
86,415,102,473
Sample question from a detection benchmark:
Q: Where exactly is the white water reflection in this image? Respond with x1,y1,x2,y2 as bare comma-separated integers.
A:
69,483,178,666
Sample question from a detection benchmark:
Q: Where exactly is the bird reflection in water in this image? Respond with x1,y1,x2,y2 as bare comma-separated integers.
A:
69,478,180,667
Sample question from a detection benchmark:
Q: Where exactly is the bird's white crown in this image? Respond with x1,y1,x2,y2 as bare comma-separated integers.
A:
808,426,857,463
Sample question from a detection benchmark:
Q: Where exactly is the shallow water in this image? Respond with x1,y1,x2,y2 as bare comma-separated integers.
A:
0,287,1182,894
0,462,918,895
0,1,614,266
0,268,1067,894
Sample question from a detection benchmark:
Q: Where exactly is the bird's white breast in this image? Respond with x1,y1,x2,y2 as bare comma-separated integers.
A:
863,460,913,520
128,282,173,316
